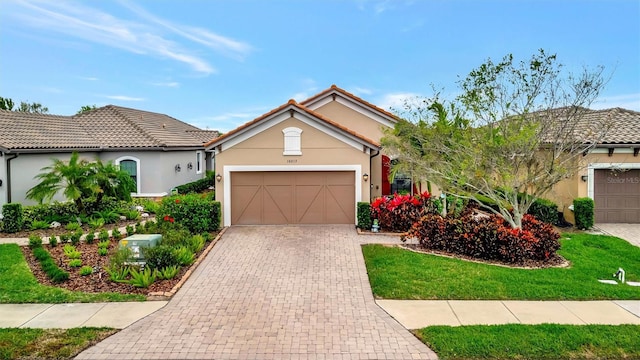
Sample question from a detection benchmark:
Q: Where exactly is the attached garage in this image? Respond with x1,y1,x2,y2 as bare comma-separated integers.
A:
594,169,640,223
231,171,355,225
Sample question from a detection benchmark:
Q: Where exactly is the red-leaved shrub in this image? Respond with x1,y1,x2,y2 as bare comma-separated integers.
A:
403,210,560,264
371,192,432,232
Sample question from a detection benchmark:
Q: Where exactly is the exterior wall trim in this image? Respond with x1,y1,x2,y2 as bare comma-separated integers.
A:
222,164,362,227
304,93,396,128
587,162,640,199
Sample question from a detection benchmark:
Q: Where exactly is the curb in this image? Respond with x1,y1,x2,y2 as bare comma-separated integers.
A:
147,226,228,300
356,227,403,237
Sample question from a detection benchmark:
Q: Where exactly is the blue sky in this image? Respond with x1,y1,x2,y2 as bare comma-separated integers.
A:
1,0,638,132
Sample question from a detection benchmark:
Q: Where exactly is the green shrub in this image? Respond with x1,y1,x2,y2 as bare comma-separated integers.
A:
63,244,82,259
94,209,119,224
85,232,95,244
66,222,81,231
156,265,180,280
143,245,180,270
59,233,71,244
126,224,135,237
161,228,191,247
49,235,58,247
105,266,130,282
2,203,24,233
128,267,157,288
28,234,43,249
574,197,594,230
372,192,433,232
31,246,69,283
98,229,110,242
527,197,559,224
97,248,108,256
79,266,93,276
98,240,110,249
70,230,83,246
121,209,140,221
111,228,122,240
68,259,82,267
175,172,215,194
158,195,220,234
133,198,160,214
357,202,372,230
187,234,206,253
30,220,50,230
88,217,105,229
174,246,195,266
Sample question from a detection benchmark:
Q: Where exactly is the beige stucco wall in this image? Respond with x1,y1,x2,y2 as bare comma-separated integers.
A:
312,100,394,199
547,151,640,223
214,116,374,217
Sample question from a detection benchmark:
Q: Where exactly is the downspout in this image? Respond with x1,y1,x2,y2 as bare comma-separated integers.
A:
5,153,18,203
369,148,380,202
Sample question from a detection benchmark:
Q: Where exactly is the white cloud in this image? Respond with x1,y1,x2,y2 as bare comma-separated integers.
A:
105,95,145,101
592,93,640,111
7,0,256,75
291,92,310,102
80,76,99,81
376,92,421,112
151,81,180,88
350,86,373,96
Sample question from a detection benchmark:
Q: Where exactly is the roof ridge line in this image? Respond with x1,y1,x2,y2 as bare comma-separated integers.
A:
107,106,163,146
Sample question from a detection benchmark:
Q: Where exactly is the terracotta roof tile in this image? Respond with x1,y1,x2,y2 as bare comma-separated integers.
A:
1,105,216,152
300,84,399,121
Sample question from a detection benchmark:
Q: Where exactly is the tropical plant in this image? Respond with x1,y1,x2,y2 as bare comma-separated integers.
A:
94,209,120,224
97,247,109,256
68,259,82,267
28,234,43,249
156,265,180,280
49,235,58,247
63,244,82,259
65,222,81,231
70,230,83,245
30,220,50,230
122,209,140,221
111,228,122,240
97,240,110,249
174,246,195,266
85,232,95,244
187,234,205,253
105,265,130,282
79,266,93,276
88,217,105,229
128,267,157,288
98,229,110,242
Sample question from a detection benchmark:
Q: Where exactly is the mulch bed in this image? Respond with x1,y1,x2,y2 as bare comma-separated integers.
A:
18,230,218,296
399,243,569,269
0,219,142,239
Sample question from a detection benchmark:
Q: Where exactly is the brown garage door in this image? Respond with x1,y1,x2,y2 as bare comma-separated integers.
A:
594,169,640,223
230,171,355,225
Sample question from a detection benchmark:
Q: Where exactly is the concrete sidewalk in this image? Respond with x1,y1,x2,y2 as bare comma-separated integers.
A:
377,300,640,329
0,301,167,329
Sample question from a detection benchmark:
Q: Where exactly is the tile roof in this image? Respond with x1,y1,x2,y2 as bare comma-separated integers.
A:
0,105,218,152
578,107,640,144
205,99,380,149
300,84,399,122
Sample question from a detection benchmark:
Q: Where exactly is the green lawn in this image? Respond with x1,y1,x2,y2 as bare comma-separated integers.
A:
416,324,640,360
0,327,116,360
363,233,640,300
0,244,144,303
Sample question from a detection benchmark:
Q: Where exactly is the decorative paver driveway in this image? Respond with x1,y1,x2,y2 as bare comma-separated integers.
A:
77,225,436,359
595,224,640,247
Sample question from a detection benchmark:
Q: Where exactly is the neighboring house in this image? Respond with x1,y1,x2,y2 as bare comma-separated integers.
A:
205,85,398,226
0,105,219,209
548,107,640,224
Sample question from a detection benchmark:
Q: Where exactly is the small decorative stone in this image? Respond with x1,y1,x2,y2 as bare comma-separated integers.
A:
135,205,144,212
119,215,127,221
141,213,150,218
50,221,61,228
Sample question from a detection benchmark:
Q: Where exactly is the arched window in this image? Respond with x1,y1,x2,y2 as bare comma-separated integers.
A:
282,127,302,155
115,156,140,194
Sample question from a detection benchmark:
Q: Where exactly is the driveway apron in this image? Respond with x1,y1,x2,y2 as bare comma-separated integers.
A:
76,225,436,359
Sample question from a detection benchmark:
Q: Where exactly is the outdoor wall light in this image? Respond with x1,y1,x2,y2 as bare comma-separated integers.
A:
187,162,193,170
216,174,222,182
363,173,369,182
175,164,181,172
581,175,588,182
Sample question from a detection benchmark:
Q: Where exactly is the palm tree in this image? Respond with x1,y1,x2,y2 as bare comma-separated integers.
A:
26,152,98,213
91,159,136,205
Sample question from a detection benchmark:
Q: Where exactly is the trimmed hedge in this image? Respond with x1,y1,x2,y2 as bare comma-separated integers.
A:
175,172,215,194
527,198,559,225
2,203,23,233
404,209,561,264
574,197,594,230
357,202,372,230
31,243,69,283
159,194,221,233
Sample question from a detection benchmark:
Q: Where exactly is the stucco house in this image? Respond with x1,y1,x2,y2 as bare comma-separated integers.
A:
548,107,640,224
205,85,398,226
0,105,218,209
